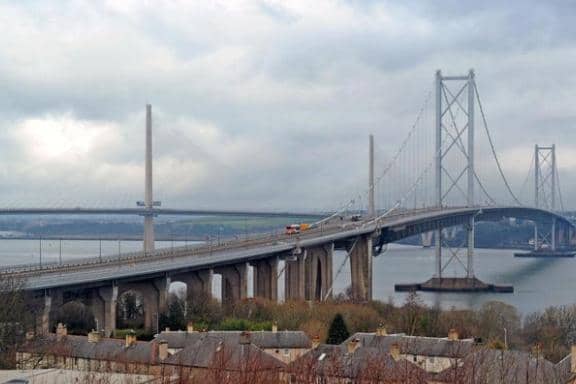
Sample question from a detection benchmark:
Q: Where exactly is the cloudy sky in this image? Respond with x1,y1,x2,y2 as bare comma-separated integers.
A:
0,0,574,212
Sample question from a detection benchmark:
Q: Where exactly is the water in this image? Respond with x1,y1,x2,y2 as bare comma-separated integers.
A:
331,244,576,315
1,240,574,315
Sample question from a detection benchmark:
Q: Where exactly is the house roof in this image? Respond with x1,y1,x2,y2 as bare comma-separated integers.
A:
288,344,428,382
157,330,311,350
344,332,475,358
18,334,160,365
161,334,286,371
556,353,574,384
434,348,560,384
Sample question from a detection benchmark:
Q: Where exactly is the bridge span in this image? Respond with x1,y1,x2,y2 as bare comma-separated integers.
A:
2,206,573,336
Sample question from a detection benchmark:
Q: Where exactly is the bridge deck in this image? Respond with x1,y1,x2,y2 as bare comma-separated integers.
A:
1,206,570,291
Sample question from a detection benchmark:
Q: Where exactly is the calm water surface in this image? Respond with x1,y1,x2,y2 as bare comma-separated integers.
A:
1,240,573,315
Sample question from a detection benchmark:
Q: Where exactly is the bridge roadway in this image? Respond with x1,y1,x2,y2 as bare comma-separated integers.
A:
6,205,572,336
3,205,571,291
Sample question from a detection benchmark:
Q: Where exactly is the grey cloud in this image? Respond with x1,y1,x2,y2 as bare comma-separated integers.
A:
0,0,573,211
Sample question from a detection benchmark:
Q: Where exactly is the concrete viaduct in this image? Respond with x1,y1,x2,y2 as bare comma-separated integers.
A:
2,206,573,336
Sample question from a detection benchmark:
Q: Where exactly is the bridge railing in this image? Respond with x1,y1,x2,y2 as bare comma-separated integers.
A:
0,225,314,275
0,216,361,276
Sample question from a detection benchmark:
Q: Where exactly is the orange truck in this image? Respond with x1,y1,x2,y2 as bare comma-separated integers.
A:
285,223,310,235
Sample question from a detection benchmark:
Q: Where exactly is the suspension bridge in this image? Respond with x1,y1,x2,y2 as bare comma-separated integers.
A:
1,69,573,336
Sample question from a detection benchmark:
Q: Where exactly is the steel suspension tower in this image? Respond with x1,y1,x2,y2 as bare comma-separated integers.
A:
534,144,558,250
434,69,476,279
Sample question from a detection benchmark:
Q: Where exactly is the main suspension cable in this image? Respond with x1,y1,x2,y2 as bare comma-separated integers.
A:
474,84,522,205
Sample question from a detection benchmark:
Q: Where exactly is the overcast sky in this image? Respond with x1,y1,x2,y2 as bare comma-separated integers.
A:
0,0,574,211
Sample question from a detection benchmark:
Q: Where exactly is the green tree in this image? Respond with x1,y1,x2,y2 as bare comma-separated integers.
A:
160,293,186,331
54,301,96,335
326,313,350,344
117,291,144,329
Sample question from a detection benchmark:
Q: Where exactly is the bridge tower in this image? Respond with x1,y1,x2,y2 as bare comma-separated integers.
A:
139,104,160,253
434,69,476,279
534,144,559,251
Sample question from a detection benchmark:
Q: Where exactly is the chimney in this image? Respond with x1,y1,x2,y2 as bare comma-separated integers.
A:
390,342,401,361
88,330,102,343
346,338,360,354
312,335,321,349
56,323,67,340
448,328,459,341
25,331,35,341
376,324,387,337
272,322,278,333
125,331,137,348
158,340,169,361
570,345,576,373
187,322,195,333
239,331,251,345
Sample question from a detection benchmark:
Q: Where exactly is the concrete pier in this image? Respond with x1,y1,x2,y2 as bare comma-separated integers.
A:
349,236,372,302
174,270,213,302
252,257,279,301
96,284,118,337
285,251,306,301
304,244,333,301
215,263,248,307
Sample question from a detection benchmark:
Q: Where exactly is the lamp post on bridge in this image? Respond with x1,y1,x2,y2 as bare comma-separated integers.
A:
39,236,42,267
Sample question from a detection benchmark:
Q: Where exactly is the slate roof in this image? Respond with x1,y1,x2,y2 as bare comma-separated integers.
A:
434,348,561,384
18,334,160,365
556,353,574,384
288,343,428,382
157,330,311,350
344,332,475,358
161,334,286,371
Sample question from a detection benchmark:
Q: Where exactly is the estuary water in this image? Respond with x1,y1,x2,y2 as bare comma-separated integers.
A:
0,239,574,315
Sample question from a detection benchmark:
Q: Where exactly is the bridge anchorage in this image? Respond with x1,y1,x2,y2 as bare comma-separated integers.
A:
396,69,514,293
515,144,575,258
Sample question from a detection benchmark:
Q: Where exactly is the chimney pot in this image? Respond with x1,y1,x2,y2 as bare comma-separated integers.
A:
390,342,401,361
239,331,251,345
88,330,102,343
448,328,459,341
376,324,387,337
346,338,360,354
25,331,35,341
125,331,137,347
56,323,67,340
312,335,321,349
158,340,169,361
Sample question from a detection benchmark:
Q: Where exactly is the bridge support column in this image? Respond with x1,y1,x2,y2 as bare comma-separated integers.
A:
421,232,433,247
215,263,248,307
117,277,169,333
304,244,333,301
153,276,171,315
285,251,305,301
39,294,52,335
176,270,213,303
435,229,442,278
252,257,278,301
349,236,372,302
552,218,557,251
466,217,475,278
37,289,63,335
97,284,118,337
